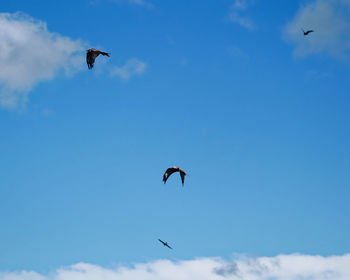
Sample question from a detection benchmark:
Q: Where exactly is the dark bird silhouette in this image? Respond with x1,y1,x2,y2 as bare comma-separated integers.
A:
163,166,186,186
158,239,172,249
302,28,314,36
86,48,110,69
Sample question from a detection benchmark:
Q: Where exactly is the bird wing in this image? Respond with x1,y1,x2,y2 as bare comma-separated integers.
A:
158,239,165,245
86,51,92,68
165,244,173,249
163,168,178,183
179,170,186,186
86,50,100,69
304,30,314,35
98,51,110,57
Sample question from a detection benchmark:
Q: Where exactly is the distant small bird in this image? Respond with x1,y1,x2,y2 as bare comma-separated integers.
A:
163,166,187,186
158,239,172,249
301,28,314,36
86,48,110,69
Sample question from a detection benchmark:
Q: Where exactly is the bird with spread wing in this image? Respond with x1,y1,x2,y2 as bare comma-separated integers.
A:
163,166,187,186
158,239,173,249
86,48,110,69
301,28,314,36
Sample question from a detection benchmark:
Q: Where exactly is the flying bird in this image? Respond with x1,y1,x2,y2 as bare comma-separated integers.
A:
301,28,314,36
158,239,172,249
163,166,186,186
86,48,110,69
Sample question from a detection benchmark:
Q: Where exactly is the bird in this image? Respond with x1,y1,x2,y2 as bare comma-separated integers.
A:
158,239,173,249
301,28,314,36
163,166,187,186
86,48,110,69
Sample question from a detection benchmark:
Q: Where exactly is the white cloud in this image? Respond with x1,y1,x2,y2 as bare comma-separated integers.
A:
0,12,85,109
229,0,256,30
111,58,147,80
1,254,350,280
283,0,350,59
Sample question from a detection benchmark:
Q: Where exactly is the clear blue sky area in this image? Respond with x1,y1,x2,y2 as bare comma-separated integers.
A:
0,0,349,272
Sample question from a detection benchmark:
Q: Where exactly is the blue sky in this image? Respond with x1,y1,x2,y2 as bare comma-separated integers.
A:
0,0,350,278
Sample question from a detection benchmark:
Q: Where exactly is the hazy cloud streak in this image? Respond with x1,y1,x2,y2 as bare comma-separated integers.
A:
229,0,256,30
109,0,154,8
111,58,147,80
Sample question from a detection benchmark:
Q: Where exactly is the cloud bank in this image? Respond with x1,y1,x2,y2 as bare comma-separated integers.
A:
283,0,350,59
1,253,350,280
0,13,85,109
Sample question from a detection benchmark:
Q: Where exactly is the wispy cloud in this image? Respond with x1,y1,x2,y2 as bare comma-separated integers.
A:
128,0,153,8
0,13,85,109
111,58,147,80
109,0,154,9
283,0,350,59
232,0,248,11
229,0,256,30
1,254,350,280
227,45,250,62
41,108,55,117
